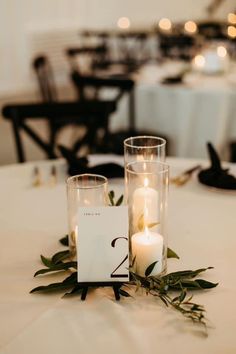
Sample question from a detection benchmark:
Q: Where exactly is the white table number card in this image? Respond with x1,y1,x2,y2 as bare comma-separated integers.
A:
77,206,129,282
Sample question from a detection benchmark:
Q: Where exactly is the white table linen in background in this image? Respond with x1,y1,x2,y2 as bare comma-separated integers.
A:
109,62,236,159
0,156,236,354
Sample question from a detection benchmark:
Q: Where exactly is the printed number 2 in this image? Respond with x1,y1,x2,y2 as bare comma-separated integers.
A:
110,237,129,278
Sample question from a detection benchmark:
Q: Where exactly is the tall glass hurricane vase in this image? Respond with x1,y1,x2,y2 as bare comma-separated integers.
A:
126,160,169,277
124,136,166,167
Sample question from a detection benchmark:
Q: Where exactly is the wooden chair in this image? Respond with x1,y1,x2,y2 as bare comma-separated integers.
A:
197,21,227,40
158,33,196,61
32,56,58,102
2,101,116,162
70,70,136,131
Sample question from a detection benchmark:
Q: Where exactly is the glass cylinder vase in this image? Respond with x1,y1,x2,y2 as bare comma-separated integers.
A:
67,174,108,258
124,136,166,167
125,160,169,277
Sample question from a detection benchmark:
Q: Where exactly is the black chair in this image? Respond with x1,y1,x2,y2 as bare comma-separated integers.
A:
70,30,150,73
115,30,150,66
33,55,70,150
70,70,136,131
70,70,169,155
2,101,116,163
230,141,236,162
33,56,58,102
158,33,196,61
197,21,227,40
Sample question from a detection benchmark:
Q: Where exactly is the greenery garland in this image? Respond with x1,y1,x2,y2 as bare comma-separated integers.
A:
30,192,218,331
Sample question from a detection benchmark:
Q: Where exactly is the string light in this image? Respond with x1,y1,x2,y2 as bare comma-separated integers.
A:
117,17,130,29
228,13,236,24
158,18,172,31
184,20,197,34
227,26,236,38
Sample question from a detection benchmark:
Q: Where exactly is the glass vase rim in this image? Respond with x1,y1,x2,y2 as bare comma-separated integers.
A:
66,173,108,189
124,135,166,149
126,160,169,175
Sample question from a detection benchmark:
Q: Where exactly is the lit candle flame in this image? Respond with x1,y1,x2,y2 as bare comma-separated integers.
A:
144,226,150,240
144,177,149,187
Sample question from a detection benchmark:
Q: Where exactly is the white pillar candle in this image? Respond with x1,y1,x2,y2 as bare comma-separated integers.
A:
132,228,163,276
132,178,158,232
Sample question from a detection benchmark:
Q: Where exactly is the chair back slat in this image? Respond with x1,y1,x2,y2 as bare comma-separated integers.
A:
2,101,117,162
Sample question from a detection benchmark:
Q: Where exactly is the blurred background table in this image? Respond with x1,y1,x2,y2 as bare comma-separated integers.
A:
110,61,236,158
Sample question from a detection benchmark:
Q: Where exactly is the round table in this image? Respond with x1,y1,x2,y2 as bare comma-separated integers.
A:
0,156,236,354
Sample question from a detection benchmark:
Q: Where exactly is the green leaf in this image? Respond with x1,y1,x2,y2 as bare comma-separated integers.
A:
115,194,124,206
172,295,180,303
179,289,187,302
137,213,145,232
164,267,213,281
59,235,69,246
131,256,136,268
119,289,131,297
147,222,159,229
34,261,77,276
145,261,158,277
195,279,218,289
167,247,180,259
190,304,205,312
62,272,77,284
108,191,115,206
52,250,70,264
159,295,169,307
169,278,218,291
30,282,74,293
109,190,114,199
40,255,53,268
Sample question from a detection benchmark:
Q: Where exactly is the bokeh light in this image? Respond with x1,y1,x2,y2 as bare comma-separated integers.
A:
227,26,236,38
217,46,227,58
194,55,205,68
184,20,197,34
228,13,236,24
117,17,131,29
158,18,172,31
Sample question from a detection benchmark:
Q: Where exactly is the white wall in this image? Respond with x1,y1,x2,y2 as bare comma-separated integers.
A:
0,0,235,92
78,0,235,28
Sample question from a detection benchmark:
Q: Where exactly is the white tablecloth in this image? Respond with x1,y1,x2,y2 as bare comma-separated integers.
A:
0,156,236,354
110,62,236,159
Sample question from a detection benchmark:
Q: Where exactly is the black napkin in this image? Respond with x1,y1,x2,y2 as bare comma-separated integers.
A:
161,74,183,85
58,145,124,178
198,143,236,190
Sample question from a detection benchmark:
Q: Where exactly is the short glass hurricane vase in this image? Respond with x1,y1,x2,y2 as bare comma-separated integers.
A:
67,174,108,259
